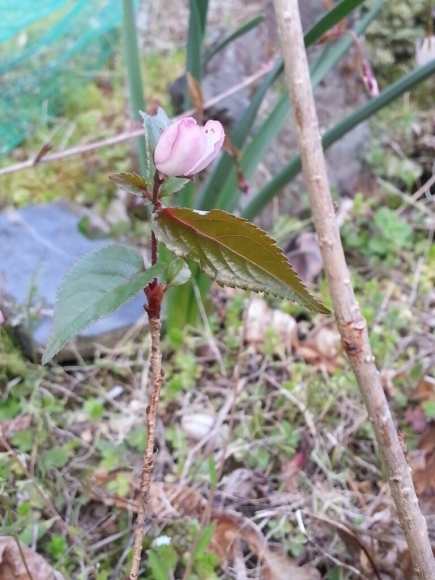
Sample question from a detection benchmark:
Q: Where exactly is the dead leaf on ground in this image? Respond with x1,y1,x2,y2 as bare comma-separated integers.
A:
282,451,305,492
209,510,319,580
86,471,318,578
0,536,65,580
222,468,256,499
298,325,342,373
265,552,320,580
408,424,435,515
181,412,217,443
303,326,341,360
0,416,31,450
245,297,297,355
284,231,323,285
86,469,205,517
413,375,435,402
404,405,427,433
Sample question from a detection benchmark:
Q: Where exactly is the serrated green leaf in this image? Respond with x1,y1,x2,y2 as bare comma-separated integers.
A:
161,177,190,197
138,107,171,186
109,172,149,196
165,258,191,287
152,208,329,314
42,246,164,364
140,107,171,149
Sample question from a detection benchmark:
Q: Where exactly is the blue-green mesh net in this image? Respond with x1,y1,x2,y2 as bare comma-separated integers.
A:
0,0,127,157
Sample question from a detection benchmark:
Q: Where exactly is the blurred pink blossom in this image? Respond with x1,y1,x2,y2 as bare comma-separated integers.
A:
416,36,435,67
0,310,4,325
154,118,225,177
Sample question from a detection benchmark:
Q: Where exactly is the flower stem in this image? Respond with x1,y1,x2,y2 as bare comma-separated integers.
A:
129,173,165,579
129,318,163,580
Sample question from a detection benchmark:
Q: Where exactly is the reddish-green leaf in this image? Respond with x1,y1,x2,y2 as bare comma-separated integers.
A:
152,208,329,313
109,172,148,197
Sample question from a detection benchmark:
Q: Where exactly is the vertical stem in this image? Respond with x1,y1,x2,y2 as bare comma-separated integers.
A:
272,0,435,578
129,318,163,580
122,0,148,177
151,232,158,270
129,173,164,579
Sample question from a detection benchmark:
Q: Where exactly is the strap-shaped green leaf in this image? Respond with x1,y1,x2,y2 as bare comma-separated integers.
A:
42,246,164,364
152,208,329,314
204,14,265,66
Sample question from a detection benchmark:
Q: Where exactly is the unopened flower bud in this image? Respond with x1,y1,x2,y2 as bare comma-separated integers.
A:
154,117,225,177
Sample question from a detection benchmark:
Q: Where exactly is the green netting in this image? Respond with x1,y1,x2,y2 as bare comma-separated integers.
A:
0,0,131,157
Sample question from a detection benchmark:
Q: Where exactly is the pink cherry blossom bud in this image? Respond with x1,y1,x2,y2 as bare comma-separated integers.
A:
154,117,225,177
0,310,4,325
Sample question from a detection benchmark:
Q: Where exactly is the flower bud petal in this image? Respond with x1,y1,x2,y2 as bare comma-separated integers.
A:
154,117,225,177
187,120,225,175
416,36,435,67
154,118,207,177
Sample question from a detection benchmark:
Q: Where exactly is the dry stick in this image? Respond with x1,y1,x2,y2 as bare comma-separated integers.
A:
272,0,435,578
0,62,274,178
14,536,35,580
129,317,163,579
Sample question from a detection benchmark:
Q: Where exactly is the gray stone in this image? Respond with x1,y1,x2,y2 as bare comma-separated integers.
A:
0,201,147,361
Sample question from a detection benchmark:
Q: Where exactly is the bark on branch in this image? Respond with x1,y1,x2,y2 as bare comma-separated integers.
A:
272,0,435,577
129,317,163,579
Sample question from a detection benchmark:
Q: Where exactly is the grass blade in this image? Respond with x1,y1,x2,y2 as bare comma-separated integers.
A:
186,0,208,88
122,0,147,178
242,56,435,220
204,15,265,66
198,0,373,211
214,0,383,213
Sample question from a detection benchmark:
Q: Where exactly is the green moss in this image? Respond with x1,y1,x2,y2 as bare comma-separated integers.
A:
1,48,185,208
364,0,428,82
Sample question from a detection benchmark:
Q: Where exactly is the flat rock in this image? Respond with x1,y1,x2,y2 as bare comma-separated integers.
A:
0,201,147,361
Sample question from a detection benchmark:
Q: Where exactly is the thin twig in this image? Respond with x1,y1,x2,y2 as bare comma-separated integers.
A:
0,434,96,573
0,62,275,178
129,173,165,579
14,536,35,580
377,177,435,218
272,0,435,578
129,318,163,579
